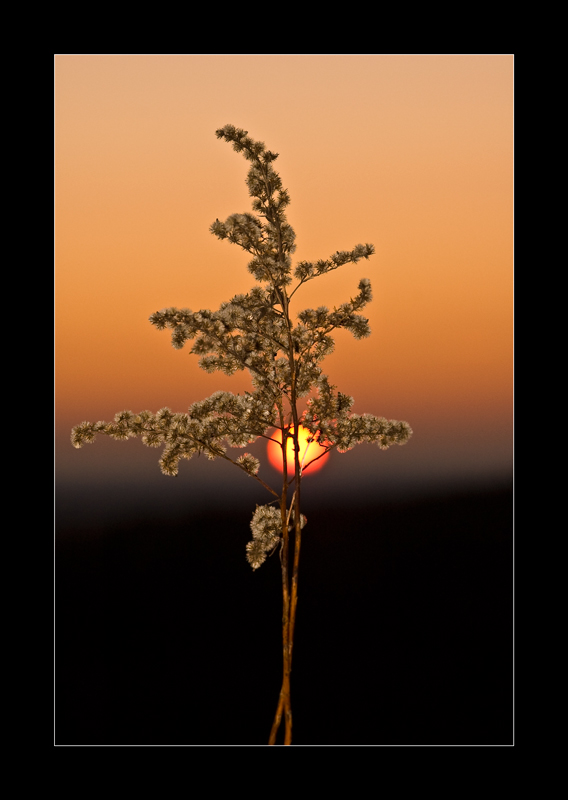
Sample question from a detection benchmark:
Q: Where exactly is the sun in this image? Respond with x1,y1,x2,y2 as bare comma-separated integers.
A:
267,425,330,475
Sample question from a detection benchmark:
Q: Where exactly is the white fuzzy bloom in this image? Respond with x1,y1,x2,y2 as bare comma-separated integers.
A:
236,453,260,475
246,504,282,569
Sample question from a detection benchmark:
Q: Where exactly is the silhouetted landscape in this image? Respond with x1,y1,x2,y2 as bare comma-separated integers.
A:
56,481,512,746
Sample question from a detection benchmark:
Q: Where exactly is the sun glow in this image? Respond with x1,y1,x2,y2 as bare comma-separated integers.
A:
267,425,330,475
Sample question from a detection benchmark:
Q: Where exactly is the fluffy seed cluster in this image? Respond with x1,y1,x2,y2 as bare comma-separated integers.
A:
289,512,307,531
246,505,283,570
301,376,413,453
71,393,275,478
236,453,260,475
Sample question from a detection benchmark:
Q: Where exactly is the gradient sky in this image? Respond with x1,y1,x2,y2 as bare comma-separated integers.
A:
55,55,513,508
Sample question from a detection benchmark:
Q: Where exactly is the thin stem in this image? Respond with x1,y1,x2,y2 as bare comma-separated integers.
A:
269,400,292,745
298,443,337,475
261,152,298,746
218,452,279,498
259,430,287,446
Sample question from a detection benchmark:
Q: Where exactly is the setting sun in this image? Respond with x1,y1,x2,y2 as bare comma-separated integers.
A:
267,426,330,475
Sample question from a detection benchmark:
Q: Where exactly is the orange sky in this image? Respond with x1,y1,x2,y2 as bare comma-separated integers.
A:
55,55,513,482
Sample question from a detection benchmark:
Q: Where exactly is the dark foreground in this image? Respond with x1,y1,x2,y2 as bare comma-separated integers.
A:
56,484,513,746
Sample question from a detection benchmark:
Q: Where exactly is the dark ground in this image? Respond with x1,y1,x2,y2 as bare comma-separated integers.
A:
55,483,513,746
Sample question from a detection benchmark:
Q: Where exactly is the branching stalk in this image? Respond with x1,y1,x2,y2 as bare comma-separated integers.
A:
70,124,412,746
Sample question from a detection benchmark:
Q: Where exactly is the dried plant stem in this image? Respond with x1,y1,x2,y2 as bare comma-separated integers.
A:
269,549,294,745
268,581,292,744
269,528,301,745
70,125,413,746
269,421,303,746
268,537,302,744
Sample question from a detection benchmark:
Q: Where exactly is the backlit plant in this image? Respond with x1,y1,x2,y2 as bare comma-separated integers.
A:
71,125,412,745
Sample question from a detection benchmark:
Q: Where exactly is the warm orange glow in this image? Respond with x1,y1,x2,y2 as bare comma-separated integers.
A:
267,426,330,475
55,56,513,484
